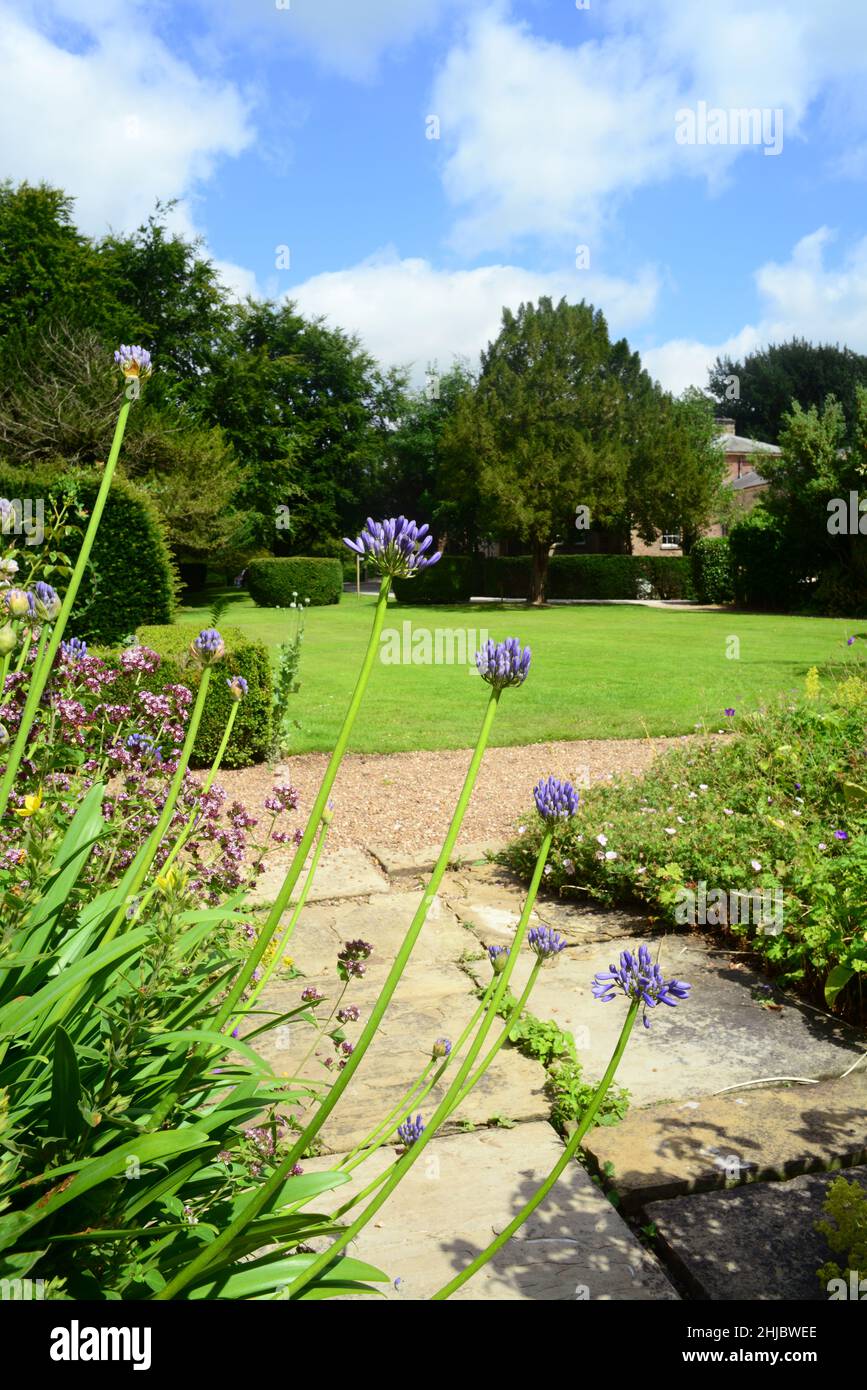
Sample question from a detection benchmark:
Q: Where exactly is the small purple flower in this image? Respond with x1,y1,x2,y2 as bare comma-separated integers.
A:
337,1004,360,1024
32,581,61,622
396,1113,425,1147
834,830,849,841
723,708,736,718
338,939,374,981
476,637,531,691
527,925,568,960
301,986,325,1003
487,944,510,975
846,636,856,647
227,674,248,700
60,637,88,662
191,628,225,666
533,776,579,823
114,344,153,378
432,1037,452,1059
343,516,441,579
592,943,691,1030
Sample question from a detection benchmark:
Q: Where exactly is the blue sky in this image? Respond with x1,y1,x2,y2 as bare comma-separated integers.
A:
2,0,867,391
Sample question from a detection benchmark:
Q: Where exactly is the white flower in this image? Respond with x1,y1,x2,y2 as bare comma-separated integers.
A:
518,825,526,835
596,833,608,847
604,850,618,861
699,784,708,791
818,842,827,851
688,791,697,799
751,859,762,872
636,865,648,874
676,816,686,824
664,827,676,836
563,858,575,874
723,808,734,816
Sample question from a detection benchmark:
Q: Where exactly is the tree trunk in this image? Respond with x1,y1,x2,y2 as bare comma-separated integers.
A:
530,539,549,605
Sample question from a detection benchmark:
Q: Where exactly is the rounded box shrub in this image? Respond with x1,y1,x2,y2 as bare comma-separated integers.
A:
246,557,342,607
105,624,273,768
690,537,734,604
0,461,178,643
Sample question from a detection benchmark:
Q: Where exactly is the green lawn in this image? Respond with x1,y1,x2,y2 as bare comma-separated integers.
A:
175,593,864,754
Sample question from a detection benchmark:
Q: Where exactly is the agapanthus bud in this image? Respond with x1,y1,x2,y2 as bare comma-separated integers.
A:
191,628,225,666
114,344,153,378
0,722,8,748
0,622,17,655
533,776,580,823
432,1037,452,1059
227,674,248,700
32,581,61,622
396,1113,425,1146
476,637,531,691
487,944,510,975
3,588,30,618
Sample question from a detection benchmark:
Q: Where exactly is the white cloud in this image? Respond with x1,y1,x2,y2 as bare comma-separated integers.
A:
644,228,867,394
0,2,253,237
433,1,867,254
288,248,659,385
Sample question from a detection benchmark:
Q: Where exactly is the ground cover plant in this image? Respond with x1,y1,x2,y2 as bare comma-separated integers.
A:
176,589,855,754
0,350,693,1301
502,652,867,1021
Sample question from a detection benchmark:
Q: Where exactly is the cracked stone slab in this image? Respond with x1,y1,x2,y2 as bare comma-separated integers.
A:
440,865,636,947
279,890,472,979
369,842,502,879
255,963,546,1152
501,934,865,1106
645,1166,867,1301
248,847,390,907
583,1072,867,1210
304,1122,678,1300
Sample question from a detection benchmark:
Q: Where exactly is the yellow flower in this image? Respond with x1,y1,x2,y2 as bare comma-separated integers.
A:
156,867,180,894
804,666,820,700
14,787,43,817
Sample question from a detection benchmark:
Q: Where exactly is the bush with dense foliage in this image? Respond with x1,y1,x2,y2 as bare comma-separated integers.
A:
0,461,177,641
728,507,802,611
502,658,867,1022
126,625,273,768
396,552,695,604
246,556,342,608
690,536,734,604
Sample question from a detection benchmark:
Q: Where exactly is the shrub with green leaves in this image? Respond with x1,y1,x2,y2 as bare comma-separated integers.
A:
393,554,483,604
0,461,177,642
817,1176,867,1290
502,664,867,1020
246,557,342,607
113,624,273,768
690,537,734,604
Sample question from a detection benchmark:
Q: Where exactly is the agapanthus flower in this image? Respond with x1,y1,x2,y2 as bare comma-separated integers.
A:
396,1114,425,1146
432,1037,452,1059
343,516,441,579
533,776,579,823
527,925,568,960
3,588,31,618
487,944,510,974
0,498,13,529
0,722,8,748
31,582,61,622
60,637,88,662
0,623,17,655
476,637,531,691
227,675,248,700
114,344,153,378
190,628,225,666
592,943,691,1029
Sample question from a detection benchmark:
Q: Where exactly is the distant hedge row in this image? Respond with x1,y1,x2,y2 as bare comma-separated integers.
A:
246,557,342,607
393,553,695,604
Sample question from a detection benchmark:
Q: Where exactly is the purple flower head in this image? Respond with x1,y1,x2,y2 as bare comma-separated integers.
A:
432,1037,452,1059
301,986,325,1003
338,938,374,981
114,344,153,378
396,1113,425,1147
191,628,225,666
592,943,690,1029
487,944,510,974
337,1004,361,1024
32,582,61,622
528,925,568,960
476,637,531,692
533,776,579,823
227,674,248,701
846,636,856,647
60,637,88,662
723,708,736,718
343,516,442,579
126,732,162,763
834,829,849,841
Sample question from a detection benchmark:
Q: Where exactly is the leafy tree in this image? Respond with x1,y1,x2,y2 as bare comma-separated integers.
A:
708,338,867,445
629,387,727,551
384,360,477,544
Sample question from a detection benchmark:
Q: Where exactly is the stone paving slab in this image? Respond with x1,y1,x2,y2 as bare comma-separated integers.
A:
645,1166,867,1301
369,841,501,878
283,891,472,980
442,866,649,947
256,964,547,1152
584,1072,867,1209
249,847,390,907
305,1122,678,1300
501,934,865,1106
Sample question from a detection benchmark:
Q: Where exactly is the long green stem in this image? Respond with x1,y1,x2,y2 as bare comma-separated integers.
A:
212,578,392,1033
279,829,553,1299
0,400,131,822
432,1001,640,1299
156,685,503,1300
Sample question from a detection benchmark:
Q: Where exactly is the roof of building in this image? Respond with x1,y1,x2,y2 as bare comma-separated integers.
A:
715,432,781,455
730,469,768,490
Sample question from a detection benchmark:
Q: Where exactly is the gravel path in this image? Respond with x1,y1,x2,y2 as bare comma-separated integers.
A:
217,735,696,853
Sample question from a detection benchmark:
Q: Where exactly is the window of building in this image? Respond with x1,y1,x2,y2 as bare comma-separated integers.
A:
661,529,682,549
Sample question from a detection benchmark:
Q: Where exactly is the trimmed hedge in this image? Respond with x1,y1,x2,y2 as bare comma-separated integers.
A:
0,461,177,643
246,557,342,607
728,511,800,611
394,552,696,604
104,624,273,769
690,537,734,604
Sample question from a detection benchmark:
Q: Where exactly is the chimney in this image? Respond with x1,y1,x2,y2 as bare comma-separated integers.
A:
716,417,736,436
